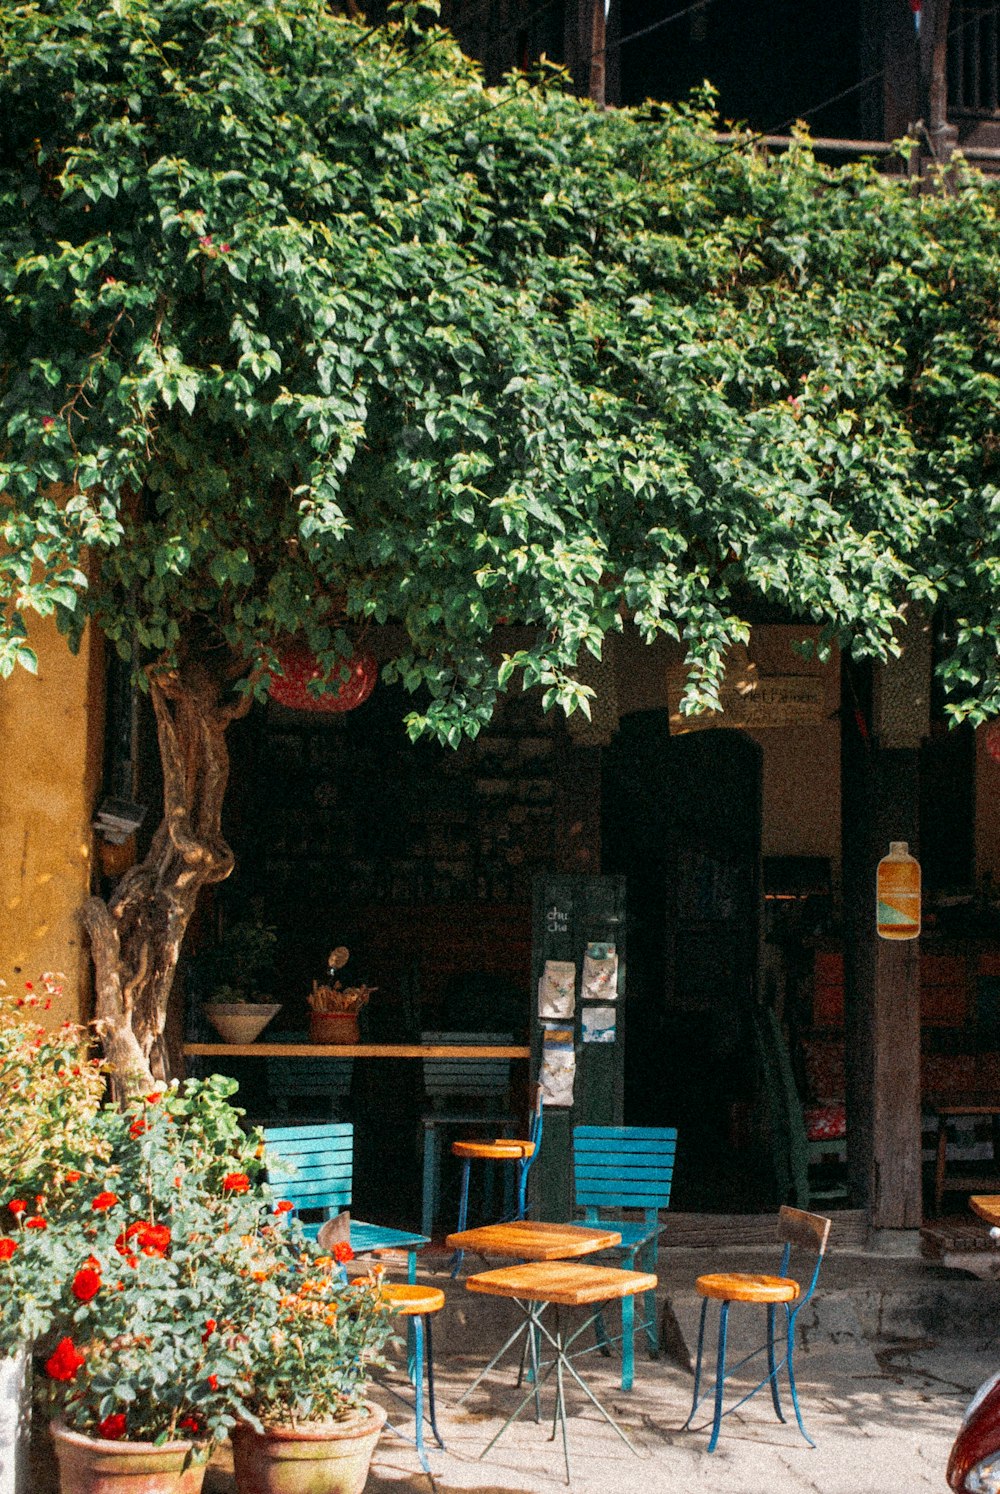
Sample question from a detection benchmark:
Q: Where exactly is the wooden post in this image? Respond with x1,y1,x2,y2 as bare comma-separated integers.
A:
842,613,929,1230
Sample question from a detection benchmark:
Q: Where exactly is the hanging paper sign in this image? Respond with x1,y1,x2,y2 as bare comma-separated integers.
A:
582,1006,617,1044
539,960,576,1020
540,1022,575,1107
581,943,618,1002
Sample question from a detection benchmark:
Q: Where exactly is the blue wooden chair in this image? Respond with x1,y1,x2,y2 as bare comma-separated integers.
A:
419,1032,517,1236
570,1124,678,1390
262,1122,429,1282
683,1205,832,1452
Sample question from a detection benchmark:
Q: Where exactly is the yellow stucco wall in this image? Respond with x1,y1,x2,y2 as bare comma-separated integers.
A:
0,616,104,1025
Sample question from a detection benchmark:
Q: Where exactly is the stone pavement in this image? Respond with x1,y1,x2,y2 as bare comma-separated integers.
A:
196,1238,1000,1494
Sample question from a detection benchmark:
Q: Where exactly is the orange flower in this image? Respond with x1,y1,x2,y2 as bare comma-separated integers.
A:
0,1238,17,1260
64,1171,82,1184
24,1216,46,1230
273,1200,293,1214
91,1191,119,1212
222,1172,250,1194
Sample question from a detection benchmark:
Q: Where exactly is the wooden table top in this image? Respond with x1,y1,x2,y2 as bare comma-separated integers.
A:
184,1042,531,1059
445,1220,622,1260
465,1260,658,1307
970,1195,1000,1228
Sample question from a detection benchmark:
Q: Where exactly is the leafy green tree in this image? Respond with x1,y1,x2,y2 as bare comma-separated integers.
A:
2,0,998,1088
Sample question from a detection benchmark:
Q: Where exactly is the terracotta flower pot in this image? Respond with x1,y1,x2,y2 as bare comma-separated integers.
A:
203,1003,281,1044
230,1401,386,1494
309,1012,361,1046
50,1422,206,1494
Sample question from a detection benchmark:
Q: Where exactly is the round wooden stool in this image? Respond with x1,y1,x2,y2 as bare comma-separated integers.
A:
357,1281,446,1472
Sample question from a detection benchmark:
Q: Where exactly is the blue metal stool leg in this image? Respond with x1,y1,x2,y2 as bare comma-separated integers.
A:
785,1307,815,1447
411,1313,429,1473
707,1301,730,1454
450,1158,472,1277
683,1297,709,1430
516,1156,530,1218
424,1314,446,1451
766,1303,785,1422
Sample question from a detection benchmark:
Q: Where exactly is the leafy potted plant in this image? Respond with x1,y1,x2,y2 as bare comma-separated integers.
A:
0,974,107,1494
25,1076,274,1494
196,918,281,1044
306,949,374,1046
230,1235,394,1494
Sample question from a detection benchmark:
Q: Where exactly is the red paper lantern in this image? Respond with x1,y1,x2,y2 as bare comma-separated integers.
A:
986,719,1000,765
268,643,378,713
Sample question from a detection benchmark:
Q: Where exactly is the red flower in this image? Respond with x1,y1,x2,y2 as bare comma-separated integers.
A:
46,1338,85,1382
129,1117,147,1138
24,1217,46,1230
115,1221,171,1259
145,1091,163,1104
222,1173,250,1195
202,1318,217,1344
97,1413,127,1440
207,1374,219,1391
64,1171,82,1183
0,1239,17,1260
7,1200,26,1216
41,416,55,430
72,1266,102,1302
179,1415,203,1436
198,234,213,248
332,1241,354,1264
274,1201,293,1214
91,1191,119,1212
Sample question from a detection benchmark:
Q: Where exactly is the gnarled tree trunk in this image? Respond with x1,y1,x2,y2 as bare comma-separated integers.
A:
83,660,251,1096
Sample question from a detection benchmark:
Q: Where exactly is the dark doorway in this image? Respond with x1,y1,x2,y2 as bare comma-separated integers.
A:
602,712,766,1208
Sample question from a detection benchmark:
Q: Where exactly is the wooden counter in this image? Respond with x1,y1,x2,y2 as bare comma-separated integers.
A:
183,1042,531,1059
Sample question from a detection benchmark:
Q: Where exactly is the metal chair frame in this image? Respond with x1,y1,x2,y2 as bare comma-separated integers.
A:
683,1204,832,1453
450,1086,545,1276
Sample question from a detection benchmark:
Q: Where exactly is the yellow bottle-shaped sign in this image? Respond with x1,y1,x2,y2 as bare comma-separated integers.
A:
876,841,921,940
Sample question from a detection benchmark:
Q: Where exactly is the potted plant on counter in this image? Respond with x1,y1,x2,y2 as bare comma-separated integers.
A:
306,948,374,1046
195,918,281,1044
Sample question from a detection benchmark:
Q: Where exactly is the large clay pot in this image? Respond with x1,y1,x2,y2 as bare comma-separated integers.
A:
50,1422,207,1494
203,1003,281,1044
230,1401,386,1494
308,1012,360,1046
0,1345,30,1494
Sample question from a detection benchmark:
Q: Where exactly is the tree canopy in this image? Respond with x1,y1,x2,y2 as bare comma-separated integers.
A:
2,0,1000,736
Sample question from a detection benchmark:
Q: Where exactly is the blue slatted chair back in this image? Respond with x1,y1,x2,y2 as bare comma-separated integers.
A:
421,1032,513,1110
574,1124,677,1234
262,1121,353,1219
266,1033,353,1121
